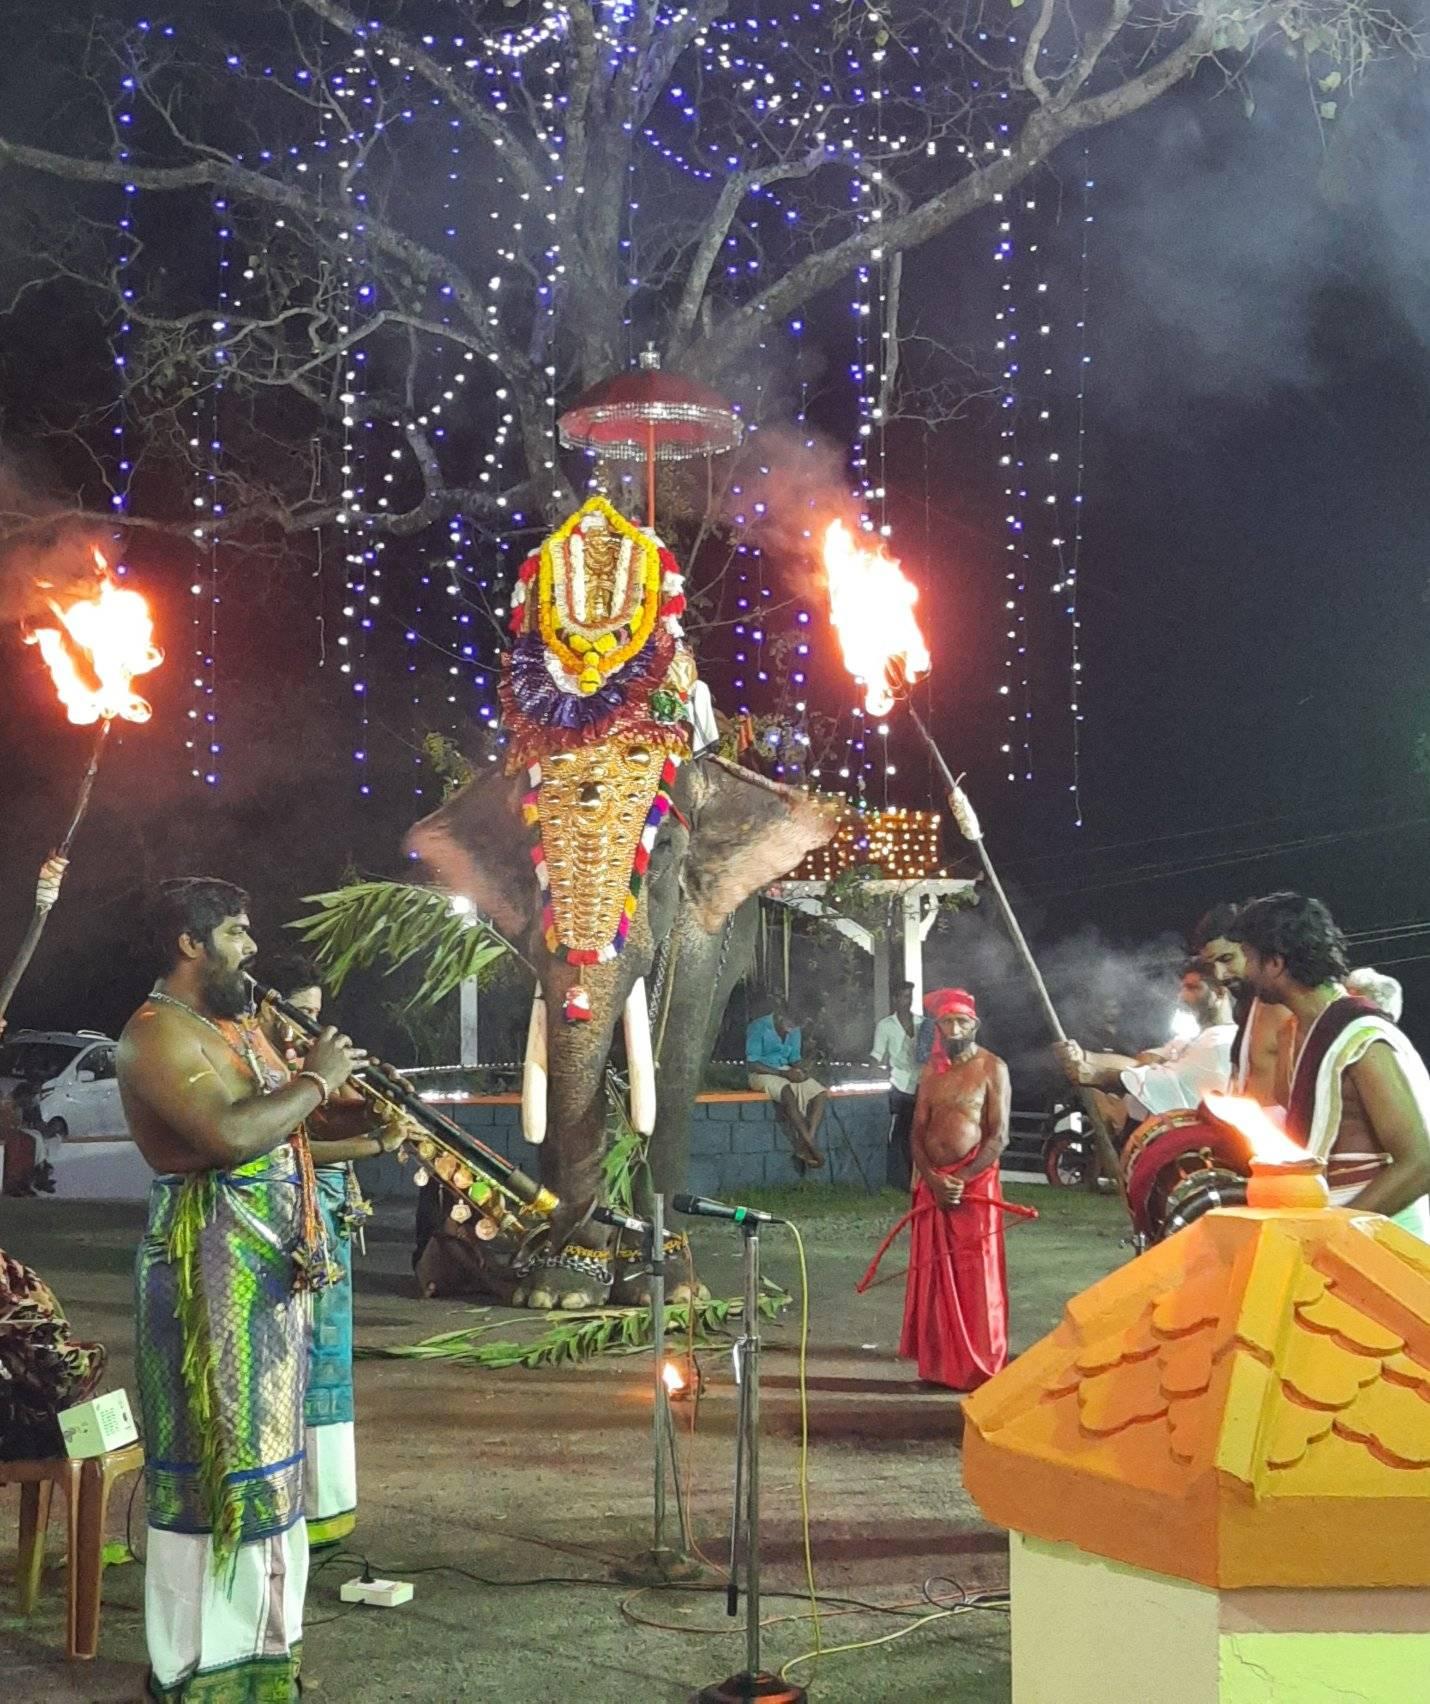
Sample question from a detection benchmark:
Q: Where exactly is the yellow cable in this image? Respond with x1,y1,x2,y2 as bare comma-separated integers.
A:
782,1220,822,1669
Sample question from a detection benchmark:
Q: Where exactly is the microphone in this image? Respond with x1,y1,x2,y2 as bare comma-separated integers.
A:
671,1193,777,1226
588,1203,651,1235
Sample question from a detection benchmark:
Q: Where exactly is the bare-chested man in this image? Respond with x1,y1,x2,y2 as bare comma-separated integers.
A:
1230,893,1430,1235
120,877,371,1702
1193,901,1295,1108
900,988,1011,1390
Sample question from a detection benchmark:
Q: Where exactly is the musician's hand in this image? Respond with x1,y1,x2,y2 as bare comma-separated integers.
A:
375,1061,417,1097
374,1112,412,1154
1054,1040,1089,1084
304,1026,368,1093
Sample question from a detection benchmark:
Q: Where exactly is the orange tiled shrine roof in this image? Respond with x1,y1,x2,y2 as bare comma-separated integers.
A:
962,1207,1430,1589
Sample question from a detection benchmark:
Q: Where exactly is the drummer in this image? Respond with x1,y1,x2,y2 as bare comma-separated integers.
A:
1054,961,1236,1137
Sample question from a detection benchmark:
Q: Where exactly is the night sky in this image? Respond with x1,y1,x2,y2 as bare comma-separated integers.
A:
2,23,1429,1067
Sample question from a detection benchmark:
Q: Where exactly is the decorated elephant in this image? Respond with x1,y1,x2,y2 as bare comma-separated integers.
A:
406,497,840,1308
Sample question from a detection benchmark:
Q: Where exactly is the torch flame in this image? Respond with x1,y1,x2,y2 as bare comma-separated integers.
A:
25,552,162,725
1203,1093,1308,1166
820,520,930,715
661,1359,686,1395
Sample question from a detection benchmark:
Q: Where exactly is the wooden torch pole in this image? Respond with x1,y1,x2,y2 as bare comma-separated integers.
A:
0,719,112,1032
902,699,1128,1203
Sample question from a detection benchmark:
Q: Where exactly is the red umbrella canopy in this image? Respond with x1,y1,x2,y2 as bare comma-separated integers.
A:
558,350,744,463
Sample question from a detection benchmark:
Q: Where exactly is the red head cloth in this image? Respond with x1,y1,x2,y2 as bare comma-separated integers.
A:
924,987,978,1073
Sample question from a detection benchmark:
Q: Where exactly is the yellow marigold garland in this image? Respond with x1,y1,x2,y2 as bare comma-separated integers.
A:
536,497,663,694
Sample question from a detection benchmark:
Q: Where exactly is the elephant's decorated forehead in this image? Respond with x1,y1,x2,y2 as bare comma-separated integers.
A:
500,496,695,770
522,743,680,967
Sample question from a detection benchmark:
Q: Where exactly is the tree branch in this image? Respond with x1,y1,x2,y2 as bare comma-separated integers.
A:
689,16,1221,375
291,0,549,203
0,135,543,400
1022,0,1058,104
668,145,836,352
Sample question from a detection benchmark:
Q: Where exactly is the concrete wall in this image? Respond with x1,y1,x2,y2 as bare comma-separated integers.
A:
363,1088,894,1202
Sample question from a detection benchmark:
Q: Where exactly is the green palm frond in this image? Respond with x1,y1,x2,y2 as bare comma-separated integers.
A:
290,879,509,1006
357,1289,789,1372
602,1074,647,1216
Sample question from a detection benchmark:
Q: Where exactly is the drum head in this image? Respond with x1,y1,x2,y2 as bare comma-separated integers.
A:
1124,1115,1249,1246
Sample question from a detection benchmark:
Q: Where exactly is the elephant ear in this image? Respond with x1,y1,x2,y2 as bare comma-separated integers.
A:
404,769,536,943
683,756,847,933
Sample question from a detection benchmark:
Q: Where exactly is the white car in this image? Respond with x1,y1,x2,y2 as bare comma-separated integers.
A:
0,1029,149,1198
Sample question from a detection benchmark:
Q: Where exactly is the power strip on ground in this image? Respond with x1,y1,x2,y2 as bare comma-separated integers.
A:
339,1576,414,1608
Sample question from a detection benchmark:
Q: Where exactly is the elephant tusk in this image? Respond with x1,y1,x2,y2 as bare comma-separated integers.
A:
624,977,657,1136
522,992,548,1146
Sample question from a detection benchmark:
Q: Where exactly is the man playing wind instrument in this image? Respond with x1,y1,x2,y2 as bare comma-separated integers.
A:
118,879,393,1703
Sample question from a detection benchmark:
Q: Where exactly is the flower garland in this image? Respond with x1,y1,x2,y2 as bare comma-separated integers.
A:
499,629,689,770
530,498,664,694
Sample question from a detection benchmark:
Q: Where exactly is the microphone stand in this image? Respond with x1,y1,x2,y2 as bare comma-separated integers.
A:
620,1192,698,1585
696,1216,806,1704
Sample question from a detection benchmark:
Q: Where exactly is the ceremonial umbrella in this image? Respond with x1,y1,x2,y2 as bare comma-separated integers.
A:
557,347,744,528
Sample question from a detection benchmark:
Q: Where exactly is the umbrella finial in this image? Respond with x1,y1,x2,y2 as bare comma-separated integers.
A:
638,343,662,371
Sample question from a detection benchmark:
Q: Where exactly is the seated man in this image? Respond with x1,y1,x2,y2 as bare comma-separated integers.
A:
1055,961,1236,1136
746,1000,827,1168
1,1249,106,1459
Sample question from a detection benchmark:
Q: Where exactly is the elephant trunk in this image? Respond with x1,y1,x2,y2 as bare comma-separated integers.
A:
538,960,632,1240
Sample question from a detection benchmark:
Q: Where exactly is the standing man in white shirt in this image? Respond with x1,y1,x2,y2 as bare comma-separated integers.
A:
871,981,920,1192
1054,962,1236,1137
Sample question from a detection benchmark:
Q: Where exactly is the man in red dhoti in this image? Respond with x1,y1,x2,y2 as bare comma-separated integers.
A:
898,988,1011,1390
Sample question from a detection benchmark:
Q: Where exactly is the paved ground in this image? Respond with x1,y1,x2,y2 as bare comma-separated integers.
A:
0,1181,1128,1702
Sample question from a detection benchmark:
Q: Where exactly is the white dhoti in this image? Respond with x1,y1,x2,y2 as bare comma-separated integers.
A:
304,1419,358,1548
748,1073,826,1114
144,1524,308,1700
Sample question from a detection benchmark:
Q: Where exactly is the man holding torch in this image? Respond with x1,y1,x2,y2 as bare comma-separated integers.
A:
901,989,1011,1390
119,879,376,1702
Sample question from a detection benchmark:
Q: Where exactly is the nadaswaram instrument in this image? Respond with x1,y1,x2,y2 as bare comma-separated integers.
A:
250,977,558,1253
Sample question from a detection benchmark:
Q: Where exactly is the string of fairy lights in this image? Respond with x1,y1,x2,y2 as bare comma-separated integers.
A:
103,4,1092,822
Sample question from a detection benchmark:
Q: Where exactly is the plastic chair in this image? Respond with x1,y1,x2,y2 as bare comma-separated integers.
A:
1,1439,145,1658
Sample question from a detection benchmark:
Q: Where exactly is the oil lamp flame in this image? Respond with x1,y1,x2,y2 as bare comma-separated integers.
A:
661,1359,686,1396
1203,1094,1329,1211
819,520,930,715
1203,1093,1308,1167
25,552,162,725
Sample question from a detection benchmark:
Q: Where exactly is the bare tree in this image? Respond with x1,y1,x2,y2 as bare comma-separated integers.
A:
0,0,1411,556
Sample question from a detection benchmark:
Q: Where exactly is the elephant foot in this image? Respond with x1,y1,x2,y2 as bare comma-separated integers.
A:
514,1242,613,1310
611,1232,705,1309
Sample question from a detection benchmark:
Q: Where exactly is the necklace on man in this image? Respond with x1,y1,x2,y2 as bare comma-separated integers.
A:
148,988,271,1088
147,987,338,1290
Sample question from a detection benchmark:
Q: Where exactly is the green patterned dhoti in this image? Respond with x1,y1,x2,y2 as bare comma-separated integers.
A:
303,1164,357,1547
135,1144,310,1702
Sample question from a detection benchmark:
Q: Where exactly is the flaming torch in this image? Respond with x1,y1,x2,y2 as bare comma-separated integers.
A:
0,552,162,1030
817,521,1126,1196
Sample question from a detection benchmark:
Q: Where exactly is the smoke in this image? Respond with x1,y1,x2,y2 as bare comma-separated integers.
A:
911,903,1186,1097
1089,53,1430,418
0,452,107,625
